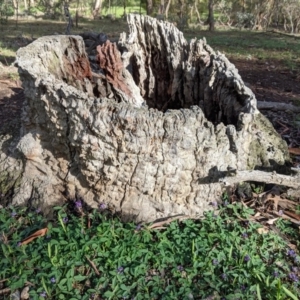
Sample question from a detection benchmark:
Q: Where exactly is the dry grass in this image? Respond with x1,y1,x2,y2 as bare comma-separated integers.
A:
0,17,128,65
1,17,300,74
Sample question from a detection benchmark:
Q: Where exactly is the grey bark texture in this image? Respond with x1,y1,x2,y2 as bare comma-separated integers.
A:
0,14,293,221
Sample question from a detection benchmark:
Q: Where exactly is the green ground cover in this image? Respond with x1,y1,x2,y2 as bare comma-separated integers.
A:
0,199,299,299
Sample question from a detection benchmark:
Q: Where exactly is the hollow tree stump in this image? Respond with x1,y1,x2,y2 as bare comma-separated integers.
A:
0,15,293,221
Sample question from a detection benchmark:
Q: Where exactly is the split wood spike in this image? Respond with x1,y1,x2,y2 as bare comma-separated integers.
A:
64,2,72,35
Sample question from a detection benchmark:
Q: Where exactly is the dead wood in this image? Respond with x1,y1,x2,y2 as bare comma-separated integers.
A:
257,101,300,113
0,15,294,222
97,41,132,97
220,169,300,189
266,29,300,39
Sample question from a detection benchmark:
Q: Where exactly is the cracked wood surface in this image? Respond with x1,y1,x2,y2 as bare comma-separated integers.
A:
0,15,293,222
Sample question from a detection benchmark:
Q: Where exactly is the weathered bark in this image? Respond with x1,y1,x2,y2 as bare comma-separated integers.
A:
0,15,293,222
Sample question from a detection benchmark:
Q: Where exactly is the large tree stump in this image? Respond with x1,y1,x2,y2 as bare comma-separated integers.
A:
0,15,294,221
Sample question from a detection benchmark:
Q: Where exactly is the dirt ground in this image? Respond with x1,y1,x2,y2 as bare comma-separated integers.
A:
232,58,300,157
0,71,23,135
0,57,300,164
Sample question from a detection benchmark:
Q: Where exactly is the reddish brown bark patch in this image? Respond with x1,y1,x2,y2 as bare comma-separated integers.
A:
62,38,92,85
97,41,132,97
62,54,92,82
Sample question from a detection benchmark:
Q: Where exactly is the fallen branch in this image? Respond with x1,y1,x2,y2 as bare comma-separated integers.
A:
220,170,300,189
147,215,194,230
266,29,300,39
257,101,300,113
20,228,48,245
85,256,100,276
0,288,10,296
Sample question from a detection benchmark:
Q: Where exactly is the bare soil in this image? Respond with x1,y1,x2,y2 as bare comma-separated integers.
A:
232,59,300,158
0,74,23,134
232,58,300,104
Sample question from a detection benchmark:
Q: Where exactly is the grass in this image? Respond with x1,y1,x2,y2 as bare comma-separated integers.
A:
1,17,300,73
0,18,127,65
186,29,300,71
0,199,300,299
101,6,146,17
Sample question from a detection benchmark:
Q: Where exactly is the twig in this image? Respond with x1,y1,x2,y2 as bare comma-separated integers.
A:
26,281,35,286
85,256,100,276
0,288,10,295
220,170,300,189
87,215,91,229
147,215,192,230
272,211,300,225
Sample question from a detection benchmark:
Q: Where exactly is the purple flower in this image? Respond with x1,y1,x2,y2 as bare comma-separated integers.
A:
242,232,248,239
240,285,246,291
273,270,279,278
278,210,283,216
289,272,299,282
244,255,250,262
117,266,124,274
50,277,56,283
99,203,106,210
62,217,68,223
287,249,297,258
210,201,218,208
11,211,17,217
291,266,298,273
40,291,47,297
213,259,218,265
135,224,142,231
17,241,22,247
177,265,184,271
75,200,82,209
221,273,227,280
36,208,41,213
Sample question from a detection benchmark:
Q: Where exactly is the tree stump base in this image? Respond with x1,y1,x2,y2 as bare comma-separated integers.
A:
0,15,292,221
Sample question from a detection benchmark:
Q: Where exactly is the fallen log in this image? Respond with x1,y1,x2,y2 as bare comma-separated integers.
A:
0,14,294,221
257,101,300,113
220,169,300,189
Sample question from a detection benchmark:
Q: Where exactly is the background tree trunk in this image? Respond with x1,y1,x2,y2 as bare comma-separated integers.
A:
146,0,153,15
92,0,102,19
0,15,292,222
208,0,214,31
165,0,171,19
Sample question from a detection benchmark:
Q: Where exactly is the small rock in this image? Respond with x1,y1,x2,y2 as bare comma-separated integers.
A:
10,290,20,300
21,286,30,299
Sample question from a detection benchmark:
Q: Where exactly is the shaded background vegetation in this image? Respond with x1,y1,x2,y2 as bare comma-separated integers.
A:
1,0,300,33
